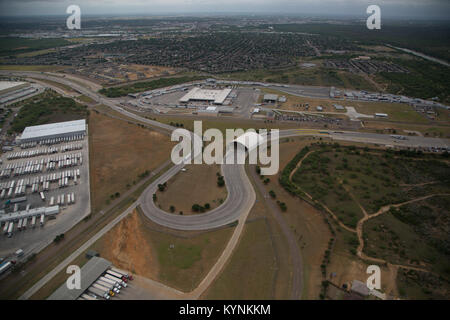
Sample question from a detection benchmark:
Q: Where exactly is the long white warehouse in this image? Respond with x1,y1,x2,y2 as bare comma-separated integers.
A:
19,119,86,143
179,87,232,105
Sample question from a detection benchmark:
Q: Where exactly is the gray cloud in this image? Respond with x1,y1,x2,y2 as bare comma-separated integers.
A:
0,0,449,19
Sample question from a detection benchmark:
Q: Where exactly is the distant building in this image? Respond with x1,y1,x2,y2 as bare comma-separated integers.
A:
278,96,287,103
333,104,345,111
263,94,278,103
375,113,388,118
180,87,231,105
19,119,86,143
316,106,323,111
351,280,370,297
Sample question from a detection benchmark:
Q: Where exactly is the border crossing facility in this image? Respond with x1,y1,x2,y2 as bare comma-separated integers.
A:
48,257,133,300
19,120,87,143
179,87,232,105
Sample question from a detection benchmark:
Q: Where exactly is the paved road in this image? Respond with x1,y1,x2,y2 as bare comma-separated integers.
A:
3,70,448,301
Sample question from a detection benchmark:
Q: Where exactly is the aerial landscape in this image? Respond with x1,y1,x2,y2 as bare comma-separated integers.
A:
0,0,448,309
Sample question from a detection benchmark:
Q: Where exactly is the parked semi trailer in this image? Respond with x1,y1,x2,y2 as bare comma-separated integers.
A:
110,267,133,280
106,270,128,283
92,283,114,297
96,280,120,294
0,261,14,275
104,273,127,287
81,294,97,301
99,276,122,289
40,214,45,226
87,286,110,300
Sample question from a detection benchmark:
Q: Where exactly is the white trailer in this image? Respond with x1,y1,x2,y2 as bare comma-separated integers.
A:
31,215,36,228
81,294,97,301
7,222,14,237
40,215,45,226
104,273,127,287
40,192,45,201
17,219,23,231
92,283,114,296
96,280,120,294
3,222,9,234
22,218,27,229
99,276,121,289
87,287,110,300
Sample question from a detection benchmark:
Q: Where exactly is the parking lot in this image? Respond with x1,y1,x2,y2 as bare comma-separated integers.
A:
0,133,91,263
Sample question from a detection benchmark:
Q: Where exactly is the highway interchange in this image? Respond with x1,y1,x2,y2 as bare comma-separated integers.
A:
1,70,449,300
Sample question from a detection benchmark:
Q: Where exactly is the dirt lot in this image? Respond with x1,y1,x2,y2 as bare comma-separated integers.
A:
91,209,234,292
156,164,227,215
89,111,175,212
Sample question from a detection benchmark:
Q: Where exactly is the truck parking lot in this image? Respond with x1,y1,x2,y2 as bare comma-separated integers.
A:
0,132,91,265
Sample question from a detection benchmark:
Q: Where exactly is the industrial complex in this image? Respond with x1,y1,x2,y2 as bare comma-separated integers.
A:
19,119,87,143
179,87,232,105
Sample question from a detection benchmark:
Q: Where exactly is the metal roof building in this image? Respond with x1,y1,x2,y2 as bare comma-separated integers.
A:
19,119,86,143
179,87,232,105
48,257,112,300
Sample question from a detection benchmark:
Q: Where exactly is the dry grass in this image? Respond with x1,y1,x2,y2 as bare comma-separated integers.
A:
156,164,227,215
89,111,175,212
91,209,234,292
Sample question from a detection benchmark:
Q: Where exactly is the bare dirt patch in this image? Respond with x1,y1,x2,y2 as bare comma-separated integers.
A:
89,111,175,212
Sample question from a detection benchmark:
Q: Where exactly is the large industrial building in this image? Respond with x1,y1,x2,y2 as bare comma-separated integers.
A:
0,81,29,96
179,87,232,105
48,257,112,300
19,119,87,143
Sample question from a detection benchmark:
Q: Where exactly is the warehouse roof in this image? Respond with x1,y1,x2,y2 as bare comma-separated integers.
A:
263,94,278,101
48,257,112,300
180,87,232,104
0,81,27,92
20,119,86,141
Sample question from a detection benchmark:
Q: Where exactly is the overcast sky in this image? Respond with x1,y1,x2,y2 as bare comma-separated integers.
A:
0,0,449,19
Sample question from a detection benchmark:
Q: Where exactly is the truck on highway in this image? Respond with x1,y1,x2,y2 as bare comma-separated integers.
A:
106,270,128,283
104,273,127,287
92,283,115,297
0,261,13,275
110,267,133,280
87,286,110,300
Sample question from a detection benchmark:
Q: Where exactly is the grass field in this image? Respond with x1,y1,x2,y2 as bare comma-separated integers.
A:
0,65,68,72
156,164,227,215
89,111,175,212
202,219,278,299
8,90,88,134
0,37,70,57
291,144,450,228
91,209,234,292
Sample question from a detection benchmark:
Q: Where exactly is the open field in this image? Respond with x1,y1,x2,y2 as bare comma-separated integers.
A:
8,90,88,134
221,64,378,92
89,111,175,212
201,219,278,299
291,144,450,228
98,75,205,98
0,65,68,72
90,209,234,292
0,37,70,57
256,136,333,299
156,164,227,215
